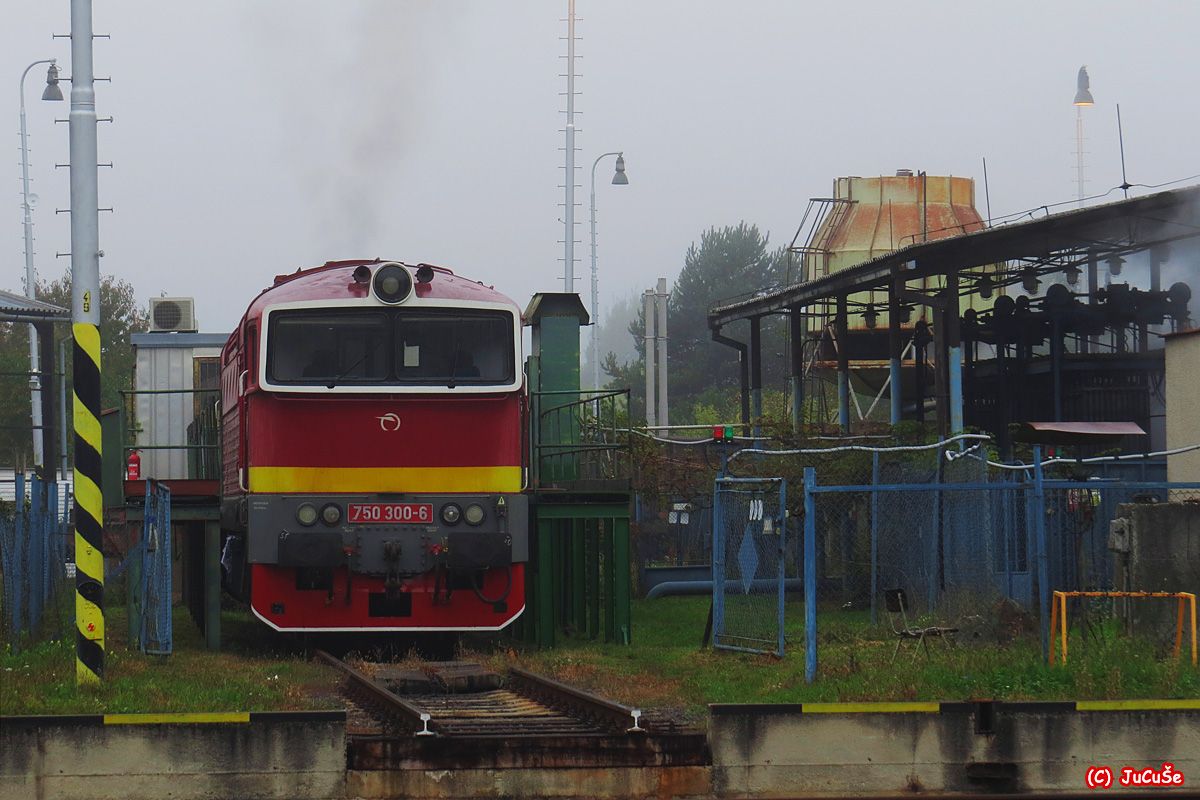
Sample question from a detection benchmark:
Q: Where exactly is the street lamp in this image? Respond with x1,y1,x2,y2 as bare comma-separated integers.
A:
19,58,64,469
589,151,629,389
1073,66,1093,207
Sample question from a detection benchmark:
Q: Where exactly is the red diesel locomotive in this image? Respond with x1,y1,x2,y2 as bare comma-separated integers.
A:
219,259,528,632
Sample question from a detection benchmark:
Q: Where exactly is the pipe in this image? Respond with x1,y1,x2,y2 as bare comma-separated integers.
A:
835,295,850,432
789,307,804,433
749,316,762,438
646,578,805,600
945,272,963,434
888,276,903,424
711,327,750,431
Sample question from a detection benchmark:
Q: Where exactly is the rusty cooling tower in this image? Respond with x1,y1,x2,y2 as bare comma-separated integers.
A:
810,172,984,278
798,171,996,360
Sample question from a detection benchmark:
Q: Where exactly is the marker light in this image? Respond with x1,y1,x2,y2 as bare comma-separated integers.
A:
321,504,342,526
296,503,318,526
441,503,462,525
464,504,485,526
712,425,735,441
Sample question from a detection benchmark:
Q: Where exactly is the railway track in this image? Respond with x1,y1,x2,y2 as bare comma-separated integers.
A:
315,650,644,739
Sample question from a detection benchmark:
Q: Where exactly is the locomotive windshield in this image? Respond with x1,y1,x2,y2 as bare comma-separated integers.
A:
266,307,515,387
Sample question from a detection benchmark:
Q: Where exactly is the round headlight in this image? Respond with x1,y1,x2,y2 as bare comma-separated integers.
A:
464,503,485,526
321,503,342,526
440,503,462,525
296,503,318,526
372,263,413,304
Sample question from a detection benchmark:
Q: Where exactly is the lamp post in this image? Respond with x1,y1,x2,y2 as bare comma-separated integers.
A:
1073,66,1094,207
588,152,628,389
19,59,65,469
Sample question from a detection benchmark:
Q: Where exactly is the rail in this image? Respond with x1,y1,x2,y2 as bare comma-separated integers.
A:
317,652,644,737
314,650,434,736
508,666,643,733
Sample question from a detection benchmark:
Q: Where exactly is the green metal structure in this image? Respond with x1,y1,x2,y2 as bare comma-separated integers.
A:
522,294,633,647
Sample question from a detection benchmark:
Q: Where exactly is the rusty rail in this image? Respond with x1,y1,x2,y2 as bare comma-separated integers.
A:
508,666,644,733
314,650,435,736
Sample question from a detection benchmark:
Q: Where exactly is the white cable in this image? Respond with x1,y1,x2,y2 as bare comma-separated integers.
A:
629,429,715,446
944,441,987,461
980,443,1200,472
727,432,991,462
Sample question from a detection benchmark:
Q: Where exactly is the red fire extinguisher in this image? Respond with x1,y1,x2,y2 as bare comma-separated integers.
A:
126,450,141,480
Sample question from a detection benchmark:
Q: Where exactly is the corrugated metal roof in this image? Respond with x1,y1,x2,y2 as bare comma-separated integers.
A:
1163,326,1200,340
0,289,70,320
1024,421,1146,436
1014,421,1146,444
709,184,1200,327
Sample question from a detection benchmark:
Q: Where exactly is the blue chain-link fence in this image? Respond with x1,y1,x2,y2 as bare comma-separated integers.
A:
1,474,72,651
799,446,1200,682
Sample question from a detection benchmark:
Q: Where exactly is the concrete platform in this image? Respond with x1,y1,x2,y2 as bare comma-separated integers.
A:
3,701,1197,799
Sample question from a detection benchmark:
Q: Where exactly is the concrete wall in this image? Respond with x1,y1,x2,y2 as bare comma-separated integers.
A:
1113,502,1200,636
709,703,1200,798
0,713,346,800
1166,329,1200,485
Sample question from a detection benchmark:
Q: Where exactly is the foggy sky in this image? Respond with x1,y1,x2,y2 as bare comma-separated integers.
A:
4,1,1199,334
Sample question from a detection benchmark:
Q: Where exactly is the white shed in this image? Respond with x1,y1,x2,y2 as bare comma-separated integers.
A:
131,331,228,480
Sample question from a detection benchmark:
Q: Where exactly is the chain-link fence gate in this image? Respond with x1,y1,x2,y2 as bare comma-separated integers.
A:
140,480,172,655
712,476,787,656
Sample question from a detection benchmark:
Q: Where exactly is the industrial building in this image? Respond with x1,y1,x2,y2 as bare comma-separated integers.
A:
709,182,1198,458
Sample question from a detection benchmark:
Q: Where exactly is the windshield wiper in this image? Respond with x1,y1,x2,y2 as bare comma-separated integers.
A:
325,339,383,389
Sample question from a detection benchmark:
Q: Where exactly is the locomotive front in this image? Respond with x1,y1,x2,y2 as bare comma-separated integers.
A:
220,260,527,632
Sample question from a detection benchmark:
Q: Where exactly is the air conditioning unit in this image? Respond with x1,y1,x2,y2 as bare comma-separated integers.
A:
149,297,197,332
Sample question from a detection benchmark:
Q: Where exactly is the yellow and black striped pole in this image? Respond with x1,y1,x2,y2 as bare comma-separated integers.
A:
69,0,104,685
73,323,104,683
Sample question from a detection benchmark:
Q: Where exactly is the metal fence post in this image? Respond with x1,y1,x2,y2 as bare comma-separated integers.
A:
928,446,942,610
711,479,725,648
613,515,632,645
47,480,59,604
777,479,787,658
14,473,26,645
1032,446,1050,660
204,519,221,651
870,451,879,626
804,467,817,684
29,476,44,636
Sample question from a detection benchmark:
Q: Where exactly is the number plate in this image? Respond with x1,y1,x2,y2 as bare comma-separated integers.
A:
347,503,434,524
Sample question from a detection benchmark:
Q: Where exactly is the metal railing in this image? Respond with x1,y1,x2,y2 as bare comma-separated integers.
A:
121,387,221,482
532,388,631,492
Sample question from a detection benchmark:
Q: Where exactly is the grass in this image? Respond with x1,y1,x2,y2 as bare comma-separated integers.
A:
484,597,1200,714
3,595,1195,717
0,604,340,716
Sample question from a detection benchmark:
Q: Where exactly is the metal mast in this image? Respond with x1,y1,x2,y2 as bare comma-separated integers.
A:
562,0,578,292
69,0,105,685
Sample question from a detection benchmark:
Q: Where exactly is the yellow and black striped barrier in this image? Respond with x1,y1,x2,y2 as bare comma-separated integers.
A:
73,322,104,685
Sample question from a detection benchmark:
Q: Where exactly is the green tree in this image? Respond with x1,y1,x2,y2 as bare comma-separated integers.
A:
634,223,789,424
37,271,149,414
0,272,149,468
